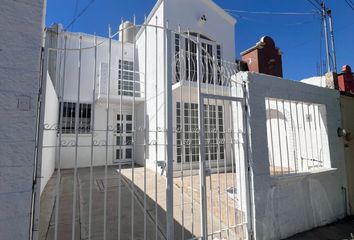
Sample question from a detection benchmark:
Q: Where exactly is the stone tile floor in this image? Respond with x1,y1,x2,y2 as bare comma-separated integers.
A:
39,165,246,240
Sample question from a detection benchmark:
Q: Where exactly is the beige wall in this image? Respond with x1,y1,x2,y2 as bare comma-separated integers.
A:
341,95,354,215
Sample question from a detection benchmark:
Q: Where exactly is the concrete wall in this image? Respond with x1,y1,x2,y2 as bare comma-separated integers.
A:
41,74,59,194
340,95,354,215
0,0,46,239
241,72,347,239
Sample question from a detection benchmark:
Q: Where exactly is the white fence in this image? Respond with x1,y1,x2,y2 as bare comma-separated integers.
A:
265,98,330,176
37,22,251,240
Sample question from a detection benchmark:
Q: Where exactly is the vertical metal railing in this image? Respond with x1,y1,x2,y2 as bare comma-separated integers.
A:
37,22,251,240
265,98,327,176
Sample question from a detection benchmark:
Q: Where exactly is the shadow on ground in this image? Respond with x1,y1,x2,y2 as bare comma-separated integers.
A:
39,166,193,240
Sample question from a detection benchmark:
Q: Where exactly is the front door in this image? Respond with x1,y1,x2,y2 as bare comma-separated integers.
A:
113,112,133,164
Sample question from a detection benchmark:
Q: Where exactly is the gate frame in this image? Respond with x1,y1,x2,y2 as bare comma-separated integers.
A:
198,90,253,239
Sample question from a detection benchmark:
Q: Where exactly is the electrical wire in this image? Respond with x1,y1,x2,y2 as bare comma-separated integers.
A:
345,0,354,11
225,9,316,15
305,0,322,12
65,0,96,31
229,12,317,26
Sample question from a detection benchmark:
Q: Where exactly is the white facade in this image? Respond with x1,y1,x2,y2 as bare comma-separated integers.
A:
46,0,237,171
242,71,347,239
40,0,348,239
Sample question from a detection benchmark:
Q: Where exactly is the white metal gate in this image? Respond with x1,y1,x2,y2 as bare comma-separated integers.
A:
34,21,252,240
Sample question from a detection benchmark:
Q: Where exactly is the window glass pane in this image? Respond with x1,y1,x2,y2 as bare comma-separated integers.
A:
117,124,122,133
125,149,132,159
116,136,122,145
126,115,132,121
126,136,132,145
60,102,91,134
126,123,132,133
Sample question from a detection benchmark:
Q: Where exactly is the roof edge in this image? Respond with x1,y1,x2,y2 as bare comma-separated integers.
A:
203,0,237,25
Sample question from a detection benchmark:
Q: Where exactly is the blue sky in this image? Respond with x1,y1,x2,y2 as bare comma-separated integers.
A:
46,0,353,80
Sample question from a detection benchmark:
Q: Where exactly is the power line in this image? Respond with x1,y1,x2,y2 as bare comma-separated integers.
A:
305,0,322,11
65,0,96,31
224,9,316,16
345,0,354,11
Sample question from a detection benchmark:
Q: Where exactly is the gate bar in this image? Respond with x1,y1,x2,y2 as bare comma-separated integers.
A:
165,23,175,240
201,93,243,102
197,36,208,239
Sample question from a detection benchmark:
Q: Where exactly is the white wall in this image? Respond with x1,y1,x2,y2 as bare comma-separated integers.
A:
164,0,236,62
301,76,326,88
0,0,46,239
41,74,59,194
136,1,167,170
58,103,142,169
265,98,331,174
45,31,147,169
242,71,347,239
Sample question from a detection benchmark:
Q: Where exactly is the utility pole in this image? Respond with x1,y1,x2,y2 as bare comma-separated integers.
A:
327,9,337,73
319,1,337,73
321,2,331,73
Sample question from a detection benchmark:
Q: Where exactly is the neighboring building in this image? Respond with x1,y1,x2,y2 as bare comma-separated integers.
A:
241,36,283,78
338,65,354,94
302,64,354,216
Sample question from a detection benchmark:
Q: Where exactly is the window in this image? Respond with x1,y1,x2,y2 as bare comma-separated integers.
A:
185,38,197,82
216,45,222,84
125,149,132,159
116,149,122,160
176,102,225,163
265,98,329,176
116,136,123,145
126,136,132,145
117,124,123,133
59,102,91,134
126,123,132,133
118,60,139,97
184,38,222,85
201,42,214,84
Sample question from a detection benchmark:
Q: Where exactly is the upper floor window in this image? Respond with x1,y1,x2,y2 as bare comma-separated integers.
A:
174,33,222,85
118,60,136,97
59,102,92,134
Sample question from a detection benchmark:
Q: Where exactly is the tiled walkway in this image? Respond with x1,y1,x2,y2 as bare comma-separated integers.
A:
39,165,246,240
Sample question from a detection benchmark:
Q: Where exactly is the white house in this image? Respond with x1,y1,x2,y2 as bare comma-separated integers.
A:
40,0,348,239
45,0,240,172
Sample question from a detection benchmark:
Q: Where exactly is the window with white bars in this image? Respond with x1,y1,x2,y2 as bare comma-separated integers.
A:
175,34,181,82
265,98,329,176
174,33,222,85
176,102,225,163
60,102,91,134
118,60,138,97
